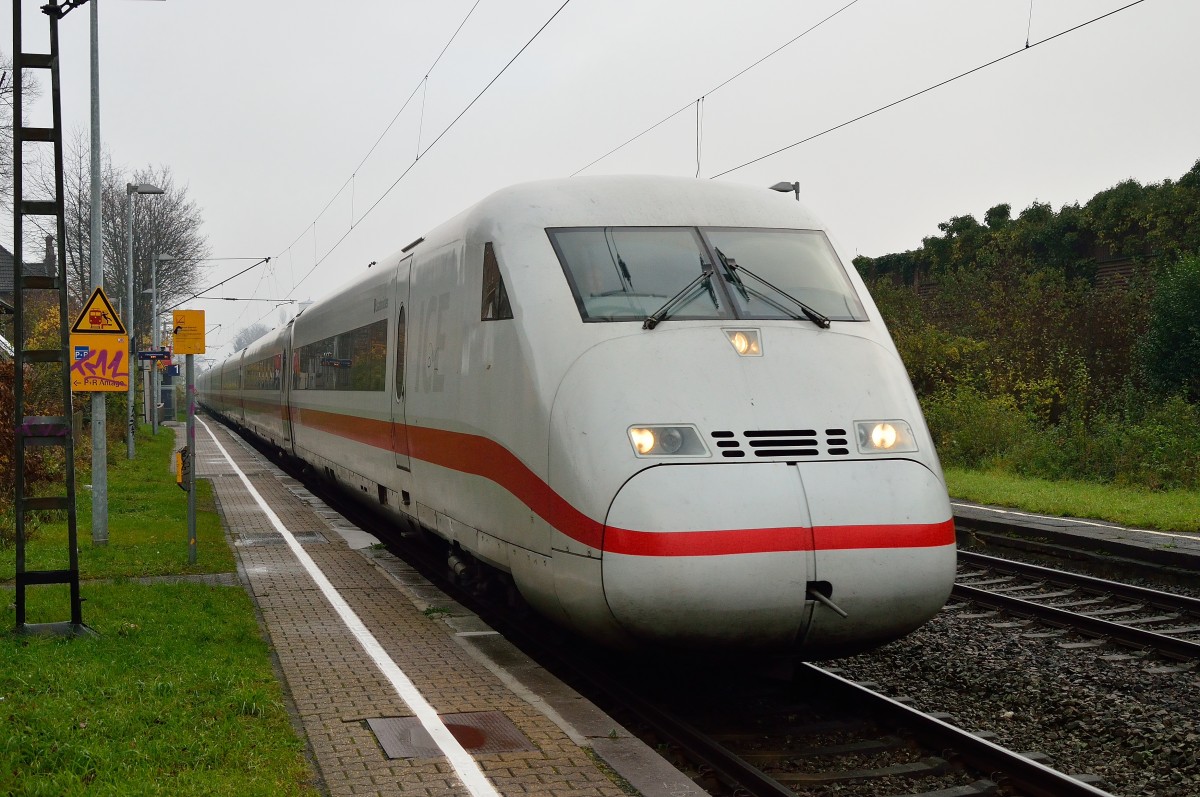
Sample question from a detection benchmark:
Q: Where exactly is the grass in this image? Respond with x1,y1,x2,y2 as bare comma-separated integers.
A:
1,427,233,583
1,425,318,796
945,466,1200,533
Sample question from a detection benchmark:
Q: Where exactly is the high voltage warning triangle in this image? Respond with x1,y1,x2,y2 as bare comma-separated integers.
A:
71,286,127,335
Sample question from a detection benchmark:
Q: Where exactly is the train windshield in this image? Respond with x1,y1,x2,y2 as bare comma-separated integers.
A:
549,226,866,323
703,228,867,321
548,227,730,322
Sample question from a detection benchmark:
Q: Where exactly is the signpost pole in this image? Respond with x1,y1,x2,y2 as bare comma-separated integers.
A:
186,353,196,564
172,309,204,565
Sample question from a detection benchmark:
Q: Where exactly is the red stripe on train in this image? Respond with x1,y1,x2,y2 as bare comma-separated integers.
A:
291,406,954,556
602,520,955,557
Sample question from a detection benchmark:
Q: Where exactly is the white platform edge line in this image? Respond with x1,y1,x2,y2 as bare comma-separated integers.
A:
197,418,501,797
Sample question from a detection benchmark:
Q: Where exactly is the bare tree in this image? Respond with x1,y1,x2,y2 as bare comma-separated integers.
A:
232,322,270,351
103,165,211,347
1,52,43,215
37,140,211,345
60,129,94,302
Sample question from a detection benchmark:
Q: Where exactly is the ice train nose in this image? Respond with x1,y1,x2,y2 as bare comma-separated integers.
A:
599,459,955,652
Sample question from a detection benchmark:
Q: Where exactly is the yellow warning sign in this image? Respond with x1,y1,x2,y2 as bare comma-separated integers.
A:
172,309,205,355
71,287,127,335
70,333,130,391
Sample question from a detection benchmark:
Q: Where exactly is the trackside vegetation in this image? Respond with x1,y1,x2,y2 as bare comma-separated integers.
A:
0,428,318,796
856,160,1200,525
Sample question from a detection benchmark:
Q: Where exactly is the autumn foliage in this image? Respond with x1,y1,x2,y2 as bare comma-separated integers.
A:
1,294,94,546
858,161,1200,490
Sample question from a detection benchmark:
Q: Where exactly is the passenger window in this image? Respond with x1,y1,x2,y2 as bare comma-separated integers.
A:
481,242,513,320
395,306,406,399
292,319,387,391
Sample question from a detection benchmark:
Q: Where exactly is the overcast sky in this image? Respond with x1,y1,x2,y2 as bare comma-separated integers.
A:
6,0,1198,360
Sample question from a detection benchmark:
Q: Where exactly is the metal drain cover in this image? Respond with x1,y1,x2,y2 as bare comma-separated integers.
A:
367,711,536,759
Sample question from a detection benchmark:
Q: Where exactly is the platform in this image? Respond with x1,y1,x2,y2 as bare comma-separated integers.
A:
179,418,706,797
953,500,1200,571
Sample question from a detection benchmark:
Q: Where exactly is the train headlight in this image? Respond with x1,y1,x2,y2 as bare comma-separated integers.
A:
854,420,918,454
724,328,762,356
628,425,708,458
630,428,656,455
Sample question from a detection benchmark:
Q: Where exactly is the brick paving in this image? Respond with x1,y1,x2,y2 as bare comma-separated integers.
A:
185,421,638,797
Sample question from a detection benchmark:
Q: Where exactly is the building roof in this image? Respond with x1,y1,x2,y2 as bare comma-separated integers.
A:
0,245,14,294
0,239,57,297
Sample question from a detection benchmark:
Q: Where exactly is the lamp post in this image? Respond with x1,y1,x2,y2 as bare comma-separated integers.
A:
89,0,106,544
770,181,801,201
149,253,174,436
125,183,164,458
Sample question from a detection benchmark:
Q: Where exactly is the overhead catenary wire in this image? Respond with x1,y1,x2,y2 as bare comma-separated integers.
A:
197,297,296,302
710,0,1148,179
283,0,574,302
165,257,271,312
571,0,862,176
229,0,558,340
270,0,484,261
227,1,1144,340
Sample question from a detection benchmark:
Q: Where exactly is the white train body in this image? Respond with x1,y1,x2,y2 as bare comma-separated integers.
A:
199,176,956,656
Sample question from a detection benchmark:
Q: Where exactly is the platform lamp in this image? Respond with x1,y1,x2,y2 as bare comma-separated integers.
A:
146,253,175,437
125,182,164,458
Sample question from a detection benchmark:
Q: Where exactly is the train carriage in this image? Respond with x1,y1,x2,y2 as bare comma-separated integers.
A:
200,175,956,656
239,324,292,452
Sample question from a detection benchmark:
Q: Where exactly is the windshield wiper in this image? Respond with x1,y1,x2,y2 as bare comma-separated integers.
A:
719,253,830,329
643,270,714,330
714,248,750,301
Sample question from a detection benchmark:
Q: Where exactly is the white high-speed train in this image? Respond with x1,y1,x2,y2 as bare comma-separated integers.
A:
199,175,956,656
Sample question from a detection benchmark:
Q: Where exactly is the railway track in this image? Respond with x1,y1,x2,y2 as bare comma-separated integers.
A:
592,659,1116,797
234,428,1125,796
954,550,1200,666
363,514,1122,795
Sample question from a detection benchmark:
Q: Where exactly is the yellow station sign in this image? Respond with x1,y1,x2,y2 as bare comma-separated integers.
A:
70,333,130,391
71,286,126,335
172,310,205,355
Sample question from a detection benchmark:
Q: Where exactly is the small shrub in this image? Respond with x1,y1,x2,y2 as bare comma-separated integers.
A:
1015,395,1200,490
1139,256,1200,401
922,385,1036,469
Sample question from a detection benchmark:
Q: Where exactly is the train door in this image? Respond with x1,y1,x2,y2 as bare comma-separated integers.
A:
391,255,413,470
280,320,295,455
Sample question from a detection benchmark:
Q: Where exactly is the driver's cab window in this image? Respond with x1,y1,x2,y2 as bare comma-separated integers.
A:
548,226,728,322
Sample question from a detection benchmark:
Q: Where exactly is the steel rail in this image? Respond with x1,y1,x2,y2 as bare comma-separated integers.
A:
804,664,1116,797
958,550,1200,614
951,583,1200,661
553,666,801,797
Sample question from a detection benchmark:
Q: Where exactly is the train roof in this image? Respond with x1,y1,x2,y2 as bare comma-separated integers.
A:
294,176,845,325
444,175,833,244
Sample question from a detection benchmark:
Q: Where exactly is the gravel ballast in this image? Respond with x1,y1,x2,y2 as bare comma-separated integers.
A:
834,574,1200,796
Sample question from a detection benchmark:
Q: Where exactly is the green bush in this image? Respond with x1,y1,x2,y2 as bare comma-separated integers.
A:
1012,395,1200,490
1101,396,1200,490
922,385,1036,469
1139,255,1200,401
